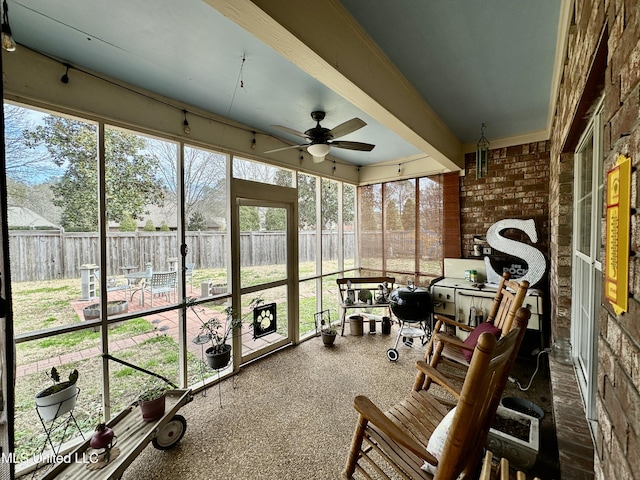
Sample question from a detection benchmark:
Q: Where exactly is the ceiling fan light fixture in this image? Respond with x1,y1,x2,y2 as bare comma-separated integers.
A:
307,143,330,159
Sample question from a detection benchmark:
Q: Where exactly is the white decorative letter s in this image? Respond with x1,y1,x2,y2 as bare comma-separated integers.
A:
483,219,546,287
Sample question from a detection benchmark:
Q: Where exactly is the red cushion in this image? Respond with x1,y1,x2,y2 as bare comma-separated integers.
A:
462,322,501,362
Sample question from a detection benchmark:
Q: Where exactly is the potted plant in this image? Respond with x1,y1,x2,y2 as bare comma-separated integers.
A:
189,297,263,370
316,310,338,347
138,384,167,422
320,318,337,347
34,367,79,421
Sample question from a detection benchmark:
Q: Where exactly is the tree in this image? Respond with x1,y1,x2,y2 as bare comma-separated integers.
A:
385,199,402,230
265,207,286,231
401,197,416,230
143,220,156,231
24,116,164,231
239,206,260,231
321,179,338,230
3,104,59,184
359,185,380,231
150,142,227,229
119,212,138,231
342,184,355,226
188,211,206,231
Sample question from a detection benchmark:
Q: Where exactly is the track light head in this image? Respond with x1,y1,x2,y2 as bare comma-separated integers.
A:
60,64,71,84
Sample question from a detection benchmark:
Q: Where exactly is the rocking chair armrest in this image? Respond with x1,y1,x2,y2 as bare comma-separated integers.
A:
434,332,474,351
433,314,474,332
353,395,438,466
416,360,460,400
415,361,461,399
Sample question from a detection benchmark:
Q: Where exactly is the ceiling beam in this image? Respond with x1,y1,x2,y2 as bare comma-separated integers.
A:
205,0,463,172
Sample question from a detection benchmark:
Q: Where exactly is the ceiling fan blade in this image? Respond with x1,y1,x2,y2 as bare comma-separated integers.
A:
330,140,375,152
271,125,310,139
264,144,307,154
328,118,366,139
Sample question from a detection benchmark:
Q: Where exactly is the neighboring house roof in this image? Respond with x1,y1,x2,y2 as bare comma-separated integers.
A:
108,203,225,231
7,206,61,230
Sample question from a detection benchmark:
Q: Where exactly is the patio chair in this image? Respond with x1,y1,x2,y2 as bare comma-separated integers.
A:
94,270,130,295
185,263,195,290
342,307,530,480
418,273,529,390
142,271,177,307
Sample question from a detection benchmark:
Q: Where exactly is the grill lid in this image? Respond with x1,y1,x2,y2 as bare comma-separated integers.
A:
389,285,431,321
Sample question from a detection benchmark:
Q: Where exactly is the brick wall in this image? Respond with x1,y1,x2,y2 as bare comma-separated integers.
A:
549,1,640,479
460,142,551,269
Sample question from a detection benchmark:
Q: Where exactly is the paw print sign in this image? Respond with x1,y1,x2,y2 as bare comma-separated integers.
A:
253,303,277,339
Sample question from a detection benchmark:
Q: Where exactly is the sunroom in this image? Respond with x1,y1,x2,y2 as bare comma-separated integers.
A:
4,1,636,479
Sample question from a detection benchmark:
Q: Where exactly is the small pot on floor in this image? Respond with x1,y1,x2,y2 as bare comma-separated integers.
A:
321,331,337,346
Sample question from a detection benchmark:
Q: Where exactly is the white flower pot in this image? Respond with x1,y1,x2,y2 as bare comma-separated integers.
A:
35,383,78,421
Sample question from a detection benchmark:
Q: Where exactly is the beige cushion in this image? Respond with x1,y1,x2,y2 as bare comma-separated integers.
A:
421,406,457,474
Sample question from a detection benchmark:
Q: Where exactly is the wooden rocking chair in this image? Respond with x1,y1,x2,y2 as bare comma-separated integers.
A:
479,450,543,480
419,273,529,390
342,307,530,480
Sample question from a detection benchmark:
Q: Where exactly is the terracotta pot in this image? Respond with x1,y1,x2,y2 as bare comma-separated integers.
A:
140,393,166,422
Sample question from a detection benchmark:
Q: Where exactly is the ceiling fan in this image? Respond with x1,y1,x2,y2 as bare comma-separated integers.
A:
265,111,375,163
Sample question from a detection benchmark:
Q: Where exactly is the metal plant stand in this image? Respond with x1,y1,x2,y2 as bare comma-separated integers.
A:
192,334,209,398
193,334,237,408
35,388,85,457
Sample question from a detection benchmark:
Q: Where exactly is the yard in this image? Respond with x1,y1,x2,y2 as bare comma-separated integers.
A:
11,263,342,462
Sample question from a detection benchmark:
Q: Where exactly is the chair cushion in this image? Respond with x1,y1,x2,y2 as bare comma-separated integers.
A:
421,407,456,474
462,322,501,362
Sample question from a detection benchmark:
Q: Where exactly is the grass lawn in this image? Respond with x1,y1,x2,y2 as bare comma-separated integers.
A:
10,263,346,463
14,335,205,461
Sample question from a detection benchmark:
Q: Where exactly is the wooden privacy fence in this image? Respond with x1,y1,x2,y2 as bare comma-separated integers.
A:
8,230,355,282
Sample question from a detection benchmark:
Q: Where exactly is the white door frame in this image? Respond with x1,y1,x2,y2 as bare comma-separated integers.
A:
571,97,604,425
230,178,299,366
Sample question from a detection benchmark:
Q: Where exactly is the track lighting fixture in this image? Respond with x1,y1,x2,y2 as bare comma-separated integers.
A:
183,110,190,134
397,164,402,176
251,131,256,150
2,0,16,52
60,64,71,84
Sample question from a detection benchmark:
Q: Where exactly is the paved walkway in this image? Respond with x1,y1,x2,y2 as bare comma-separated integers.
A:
16,288,272,378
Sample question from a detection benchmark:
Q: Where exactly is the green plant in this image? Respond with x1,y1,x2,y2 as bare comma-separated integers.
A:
138,384,166,403
320,315,337,335
119,212,138,232
39,366,79,396
188,297,263,353
143,219,156,231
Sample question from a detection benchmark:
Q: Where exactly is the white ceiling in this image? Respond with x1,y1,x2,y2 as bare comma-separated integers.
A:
5,0,564,171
